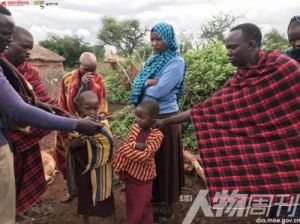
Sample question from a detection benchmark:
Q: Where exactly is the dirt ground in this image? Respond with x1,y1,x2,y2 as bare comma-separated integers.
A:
25,104,258,223
24,167,258,224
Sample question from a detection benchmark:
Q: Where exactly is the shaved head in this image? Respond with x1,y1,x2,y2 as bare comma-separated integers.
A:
78,52,97,75
77,90,98,106
12,26,33,41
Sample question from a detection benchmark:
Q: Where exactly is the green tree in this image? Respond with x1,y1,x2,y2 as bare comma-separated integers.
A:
262,28,290,52
98,17,148,56
200,12,240,43
39,34,93,68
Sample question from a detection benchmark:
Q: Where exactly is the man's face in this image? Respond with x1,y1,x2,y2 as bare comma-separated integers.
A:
225,30,250,67
6,33,34,66
288,21,300,50
0,14,15,53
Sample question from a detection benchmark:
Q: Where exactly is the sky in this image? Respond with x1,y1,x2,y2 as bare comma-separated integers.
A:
5,0,300,45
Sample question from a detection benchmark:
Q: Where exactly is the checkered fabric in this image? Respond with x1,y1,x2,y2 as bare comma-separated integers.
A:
191,50,300,202
130,22,183,106
14,144,47,214
9,62,66,214
17,62,56,104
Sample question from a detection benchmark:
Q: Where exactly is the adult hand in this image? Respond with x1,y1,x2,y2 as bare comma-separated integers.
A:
135,142,147,151
69,136,86,150
153,119,165,129
81,72,93,89
147,79,158,87
75,117,102,135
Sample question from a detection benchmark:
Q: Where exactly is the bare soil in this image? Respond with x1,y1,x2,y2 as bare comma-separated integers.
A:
24,167,257,224
25,104,258,223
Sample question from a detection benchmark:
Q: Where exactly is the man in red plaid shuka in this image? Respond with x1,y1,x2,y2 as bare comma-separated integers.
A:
156,23,300,206
4,26,67,214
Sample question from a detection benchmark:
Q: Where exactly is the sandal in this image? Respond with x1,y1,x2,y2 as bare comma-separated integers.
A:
60,193,77,203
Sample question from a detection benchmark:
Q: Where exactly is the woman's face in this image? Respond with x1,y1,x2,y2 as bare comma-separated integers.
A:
150,31,166,53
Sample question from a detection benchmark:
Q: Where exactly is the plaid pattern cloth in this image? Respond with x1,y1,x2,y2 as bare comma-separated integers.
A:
17,62,56,104
191,50,300,202
130,22,183,106
14,144,47,214
9,62,63,213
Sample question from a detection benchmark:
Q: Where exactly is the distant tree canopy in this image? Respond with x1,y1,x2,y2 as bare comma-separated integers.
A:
98,17,148,56
200,13,240,43
262,28,290,52
39,34,95,68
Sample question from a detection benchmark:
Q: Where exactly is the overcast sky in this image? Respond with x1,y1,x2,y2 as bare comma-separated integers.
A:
6,0,300,45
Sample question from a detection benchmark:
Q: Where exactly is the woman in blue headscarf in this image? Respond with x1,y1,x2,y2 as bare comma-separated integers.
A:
130,22,185,223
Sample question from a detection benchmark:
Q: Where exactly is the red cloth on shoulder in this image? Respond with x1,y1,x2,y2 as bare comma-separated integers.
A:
191,51,300,202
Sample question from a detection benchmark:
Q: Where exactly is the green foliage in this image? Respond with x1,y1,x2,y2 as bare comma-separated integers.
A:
39,34,94,68
110,106,135,139
181,41,235,109
99,63,131,104
262,28,290,52
108,41,235,151
98,17,148,55
180,41,235,149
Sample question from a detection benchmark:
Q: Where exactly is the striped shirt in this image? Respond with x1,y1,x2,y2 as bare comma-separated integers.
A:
112,124,163,181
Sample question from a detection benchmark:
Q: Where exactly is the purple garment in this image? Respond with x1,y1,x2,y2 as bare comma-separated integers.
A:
0,67,77,146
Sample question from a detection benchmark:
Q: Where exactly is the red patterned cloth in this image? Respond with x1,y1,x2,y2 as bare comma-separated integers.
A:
191,51,300,202
10,62,62,214
56,69,108,177
17,62,56,104
112,124,163,181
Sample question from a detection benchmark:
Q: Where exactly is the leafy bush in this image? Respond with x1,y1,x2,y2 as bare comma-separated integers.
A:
99,63,131,104
110,106,135,139
108,41,235,150
180,41,235,149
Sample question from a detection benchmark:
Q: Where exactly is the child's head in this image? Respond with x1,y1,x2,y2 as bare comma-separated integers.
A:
77,90,99,118
135,100,159,130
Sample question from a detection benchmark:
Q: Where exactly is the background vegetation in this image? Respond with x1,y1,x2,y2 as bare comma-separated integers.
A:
39,13,291,150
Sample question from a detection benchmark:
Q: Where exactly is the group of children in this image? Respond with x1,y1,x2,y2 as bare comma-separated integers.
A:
67,90,163,224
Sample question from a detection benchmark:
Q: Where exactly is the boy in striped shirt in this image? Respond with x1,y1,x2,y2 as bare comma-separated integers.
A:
112,100,163,224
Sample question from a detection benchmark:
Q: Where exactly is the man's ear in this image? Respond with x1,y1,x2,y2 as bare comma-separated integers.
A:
248,40,258,50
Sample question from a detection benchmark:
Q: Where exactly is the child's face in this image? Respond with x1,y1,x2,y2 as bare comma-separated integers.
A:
78,97,99,118
135,106,154,130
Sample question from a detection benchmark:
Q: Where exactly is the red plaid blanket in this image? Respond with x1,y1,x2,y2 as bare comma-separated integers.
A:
10,62,65,213
191,51,300,202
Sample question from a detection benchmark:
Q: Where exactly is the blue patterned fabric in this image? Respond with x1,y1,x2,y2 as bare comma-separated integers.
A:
130,22,184,106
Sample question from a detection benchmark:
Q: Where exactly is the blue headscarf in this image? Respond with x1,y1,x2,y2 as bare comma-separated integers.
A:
130,22,184,106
